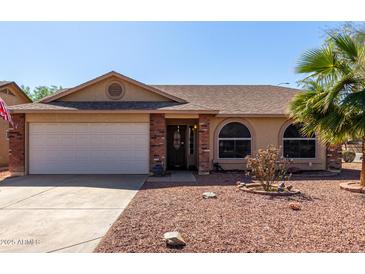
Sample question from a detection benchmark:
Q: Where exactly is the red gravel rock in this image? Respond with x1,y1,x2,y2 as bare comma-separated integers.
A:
289,202,301,210
95,164,365,253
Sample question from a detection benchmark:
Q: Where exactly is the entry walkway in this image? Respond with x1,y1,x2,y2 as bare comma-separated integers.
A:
147,170,196,183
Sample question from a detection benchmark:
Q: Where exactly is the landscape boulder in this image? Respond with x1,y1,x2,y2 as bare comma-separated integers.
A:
163,231,186,247
202,192,217,199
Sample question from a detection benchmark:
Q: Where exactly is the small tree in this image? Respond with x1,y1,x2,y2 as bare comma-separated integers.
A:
247,145,291,191
21,85,62,101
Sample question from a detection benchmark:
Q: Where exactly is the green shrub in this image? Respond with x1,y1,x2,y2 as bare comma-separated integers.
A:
343,150,356,163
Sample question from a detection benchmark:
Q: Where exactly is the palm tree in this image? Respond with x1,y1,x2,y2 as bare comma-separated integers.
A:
289,34,365,186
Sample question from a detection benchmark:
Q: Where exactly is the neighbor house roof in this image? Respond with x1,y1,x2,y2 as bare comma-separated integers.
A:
0,81,12,87
0,81,32,103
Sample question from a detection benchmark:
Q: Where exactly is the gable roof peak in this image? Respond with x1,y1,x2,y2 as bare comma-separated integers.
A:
40,71,186,103
0,81,32,102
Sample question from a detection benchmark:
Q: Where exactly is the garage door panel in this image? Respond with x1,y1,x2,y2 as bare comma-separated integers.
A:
32,135,77,148
30,159,77,173
75,135,100,147
29,123,149,174
31,149,76,160
132,136,149,148
30,123,71,134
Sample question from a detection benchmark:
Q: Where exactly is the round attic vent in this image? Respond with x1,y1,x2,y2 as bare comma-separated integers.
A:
106,82,125,100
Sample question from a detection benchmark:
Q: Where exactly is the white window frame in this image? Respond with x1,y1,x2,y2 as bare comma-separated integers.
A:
218,124,252,160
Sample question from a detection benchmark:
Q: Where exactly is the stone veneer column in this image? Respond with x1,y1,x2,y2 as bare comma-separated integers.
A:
8,114,26,176
150,114,166,174
326,144,342,172
198,114,211,175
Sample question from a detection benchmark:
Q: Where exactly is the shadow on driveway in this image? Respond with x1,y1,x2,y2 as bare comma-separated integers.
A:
0,174,146,190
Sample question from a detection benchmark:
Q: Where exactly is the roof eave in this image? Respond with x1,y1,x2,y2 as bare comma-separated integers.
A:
9,109,219,114
216,113,289,117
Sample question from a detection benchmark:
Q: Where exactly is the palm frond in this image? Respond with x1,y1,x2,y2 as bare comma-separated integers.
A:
296,46,339,78
298,79,325,92
342,88,365,109
332,34,359,62
322,73,362,111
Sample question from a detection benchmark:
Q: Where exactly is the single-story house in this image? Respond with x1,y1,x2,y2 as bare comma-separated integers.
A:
0,81,32,167
7,71,342,176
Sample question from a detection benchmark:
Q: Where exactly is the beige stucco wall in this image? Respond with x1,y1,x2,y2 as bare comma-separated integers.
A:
59,76,172,102
0,86,30,166
209,116,326,171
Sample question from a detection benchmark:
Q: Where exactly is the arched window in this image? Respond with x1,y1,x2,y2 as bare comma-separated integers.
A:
283,124,316,158
218,122,251,158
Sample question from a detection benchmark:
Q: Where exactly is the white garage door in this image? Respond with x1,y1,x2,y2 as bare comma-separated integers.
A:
29,123,149,174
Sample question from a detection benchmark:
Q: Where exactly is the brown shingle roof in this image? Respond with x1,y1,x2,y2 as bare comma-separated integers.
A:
9,84,301,115
152,85,300,115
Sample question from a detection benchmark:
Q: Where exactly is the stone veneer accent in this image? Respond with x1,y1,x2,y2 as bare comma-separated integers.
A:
150,113,166,173
198,114,211,175
326,144,342,171
8,114,26,176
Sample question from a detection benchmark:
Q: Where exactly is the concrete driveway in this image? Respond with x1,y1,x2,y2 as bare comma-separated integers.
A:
0,174,146,253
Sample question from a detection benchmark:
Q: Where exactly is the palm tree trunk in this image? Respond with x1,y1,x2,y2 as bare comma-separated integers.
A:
361,137,365,186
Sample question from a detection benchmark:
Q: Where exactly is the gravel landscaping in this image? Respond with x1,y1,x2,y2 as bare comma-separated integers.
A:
96,163,365,253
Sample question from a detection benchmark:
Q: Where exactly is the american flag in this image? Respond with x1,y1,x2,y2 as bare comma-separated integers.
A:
0,97,14,127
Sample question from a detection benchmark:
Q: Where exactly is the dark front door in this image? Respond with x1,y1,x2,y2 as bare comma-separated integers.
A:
167,125,186,170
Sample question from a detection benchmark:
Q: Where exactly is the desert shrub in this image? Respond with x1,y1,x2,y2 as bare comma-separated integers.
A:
247,145,291,191
343,150,356,163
